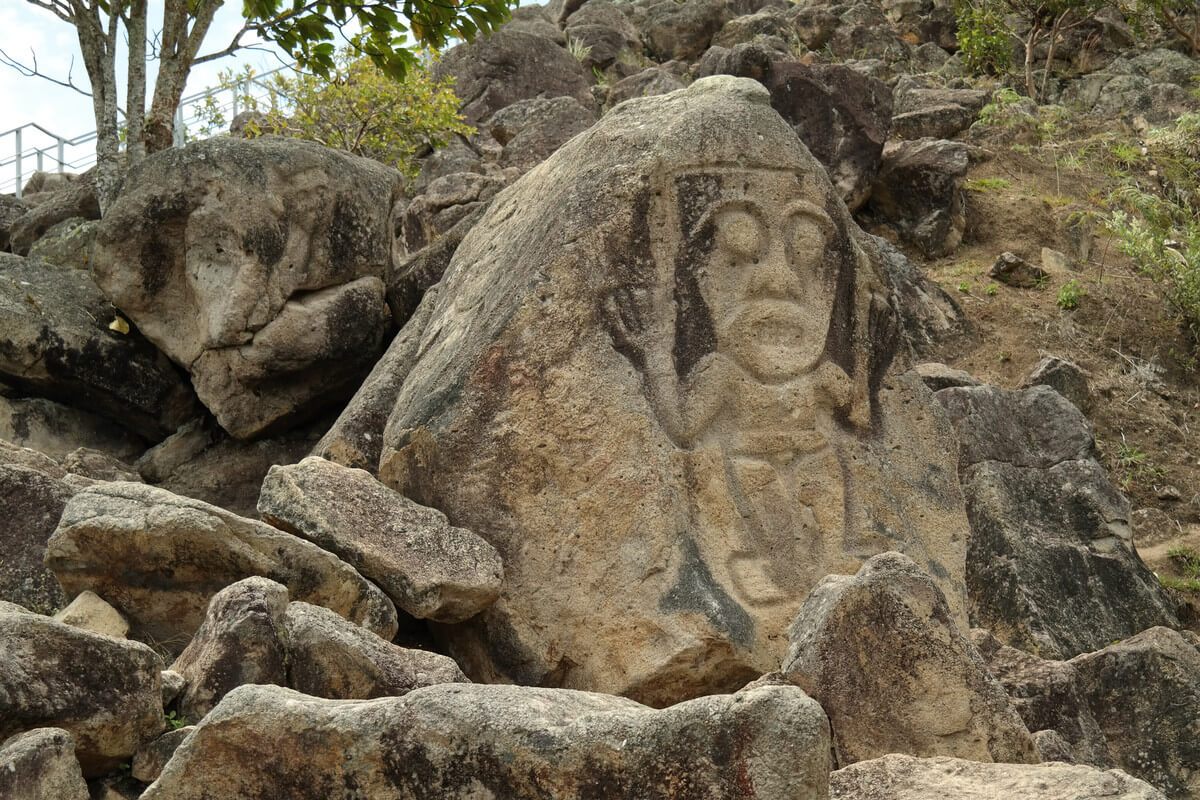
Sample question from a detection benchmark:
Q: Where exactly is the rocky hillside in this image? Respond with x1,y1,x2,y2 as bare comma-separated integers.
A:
2,0,1200,798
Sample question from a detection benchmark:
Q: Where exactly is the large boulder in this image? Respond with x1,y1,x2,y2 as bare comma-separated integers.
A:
0,395,145,461
283,601,468,699
0,602,164,776
490,97,598,172
347,77,970,704
868,138,968,258
0,728,90,800
8,172,100,256
169,577,290,722
0,195,30,252
978,627,1200,799
830,754,1167,800
91,137,402,439
0,456,74,614
0,253,196,438
433,30,593,126
783,552,1037,766
258,456,503,622
140,681,832,799
935,385,1177,658
45,482,399,651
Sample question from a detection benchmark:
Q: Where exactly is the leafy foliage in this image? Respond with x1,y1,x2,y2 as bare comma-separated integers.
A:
1117,0,1200,56
1056,279,1085,309
955,0,1013,75
245,0,514,80
203,50,473,181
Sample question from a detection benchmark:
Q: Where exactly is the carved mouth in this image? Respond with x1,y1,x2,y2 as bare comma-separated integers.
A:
730,300,814,342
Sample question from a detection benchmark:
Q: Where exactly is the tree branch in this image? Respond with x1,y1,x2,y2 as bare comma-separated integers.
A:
22,0,74,24
0,47,93,97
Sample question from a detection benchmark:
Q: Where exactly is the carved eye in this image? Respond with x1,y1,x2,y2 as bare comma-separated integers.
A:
789,214,830,270
713,209,763,262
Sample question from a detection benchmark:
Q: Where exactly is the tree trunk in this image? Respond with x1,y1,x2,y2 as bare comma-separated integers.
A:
71,0,122,213
1024,26,1040,101
144,0,223,153
126,0,148,165
1040,11,1068,100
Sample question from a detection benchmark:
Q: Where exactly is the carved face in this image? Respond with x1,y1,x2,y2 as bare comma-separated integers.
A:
690,172,838,384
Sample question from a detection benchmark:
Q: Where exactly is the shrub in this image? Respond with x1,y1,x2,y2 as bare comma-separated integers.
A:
1056,279,1084,309
956,0,1013,75
198,49,473,181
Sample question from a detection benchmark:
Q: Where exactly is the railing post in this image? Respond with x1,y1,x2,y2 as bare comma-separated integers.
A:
36,149,43,173
14,128,21,199
173,105,185,147
56,138,64,173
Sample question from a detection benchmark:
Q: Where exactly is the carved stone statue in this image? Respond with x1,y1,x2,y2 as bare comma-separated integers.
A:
372,76,969,704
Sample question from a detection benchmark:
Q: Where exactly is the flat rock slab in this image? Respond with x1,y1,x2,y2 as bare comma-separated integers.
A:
0,253,196,438
141,682,831,800
830,754,1167,800
783,552,1036,766
0,461,74,614
0,602,164,776
45,482,398,652
364,76,969,703
92,136,402,439
0,728,90,800
259,456,502,622
936,384,1177,659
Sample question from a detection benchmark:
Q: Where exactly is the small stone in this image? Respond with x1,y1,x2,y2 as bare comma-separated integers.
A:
1023,356,1092,414
52,591,129,639
914,362,981,392
1155,484,1183,502
990,251,1048,288
1041,247,1074,271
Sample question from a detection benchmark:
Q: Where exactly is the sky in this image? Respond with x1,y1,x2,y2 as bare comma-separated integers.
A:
0,1,292,192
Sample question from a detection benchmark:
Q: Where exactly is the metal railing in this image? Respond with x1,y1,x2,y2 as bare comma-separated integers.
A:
2,61,295,198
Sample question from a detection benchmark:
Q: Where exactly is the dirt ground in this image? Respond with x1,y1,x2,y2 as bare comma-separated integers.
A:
886,132,1200,622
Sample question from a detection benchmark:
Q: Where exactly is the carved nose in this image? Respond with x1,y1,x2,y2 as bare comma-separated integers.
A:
746,239,801,299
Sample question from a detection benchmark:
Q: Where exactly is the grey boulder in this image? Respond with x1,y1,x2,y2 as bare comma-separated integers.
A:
259,456,502,622
0,728,90,800
45,482,398,652
783,552,1037,766
141,681,831,799
830,754,1167,800
91,136,401,439
0,602,164,776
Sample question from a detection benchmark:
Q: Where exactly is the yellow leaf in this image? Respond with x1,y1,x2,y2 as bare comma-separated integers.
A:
109,316,130,334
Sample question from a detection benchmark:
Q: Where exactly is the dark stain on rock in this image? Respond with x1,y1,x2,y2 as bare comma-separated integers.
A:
660,536,753,648
242,221,287,267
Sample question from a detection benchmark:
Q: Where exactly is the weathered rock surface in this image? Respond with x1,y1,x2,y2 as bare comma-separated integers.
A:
1023,355,1092,414
0,254,196,438
131,727,194,784
695,49,892,212
0,195,29,252
8,173,100,256
606,67,686,107
0,602,164,776
45,482,398,650
564,0,642,70
978,627,1200,799
52,590,130,638
0,395,145,461
783,552,1036,766
935,385,1177,658
358,77,969,704
433,29,593,126
26,217,98,271
490,96,598,171
259,456,502,622
170,578,290,722
155,420,324,517
313,289,440,471
0,459,73,614
141,682,831,799
91,136,402,439
868,138,968,258
284,601,468,699
990,251,1048,288
0,728,90,800
830,754,1167,800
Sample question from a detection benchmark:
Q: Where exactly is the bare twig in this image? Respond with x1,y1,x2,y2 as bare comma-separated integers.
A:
0,47,93,97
